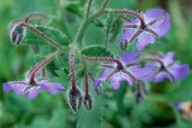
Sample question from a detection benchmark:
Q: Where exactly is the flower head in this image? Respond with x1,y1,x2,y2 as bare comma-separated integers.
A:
145,52,189,82
119,8,170,51
94,52,155,90
3,76,64,99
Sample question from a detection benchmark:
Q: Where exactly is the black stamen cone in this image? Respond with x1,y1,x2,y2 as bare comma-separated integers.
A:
68,88,83,112
83,95,92,110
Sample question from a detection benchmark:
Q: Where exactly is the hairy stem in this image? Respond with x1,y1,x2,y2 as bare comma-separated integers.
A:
74,1,109,45
84,71,89,96
29,50,62,83
85,57,123,68
24,13,47,23
70,47,77,90
19,22,63,49
85,0,93,19
113,10,145,27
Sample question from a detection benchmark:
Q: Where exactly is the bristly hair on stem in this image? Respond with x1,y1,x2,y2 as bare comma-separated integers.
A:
85,0,93,19
113,9,145,28
29,50,61,84
84,57,124,69
18,22,63,49
24,13,47,23
69,47,77,90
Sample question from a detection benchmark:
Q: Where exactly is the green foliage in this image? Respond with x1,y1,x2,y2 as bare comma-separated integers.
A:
81,45,113,57
76,94,106,128
0,0,192,128
24,25,69,46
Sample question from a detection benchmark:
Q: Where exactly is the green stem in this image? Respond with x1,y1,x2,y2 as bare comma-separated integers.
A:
74,9,108,45
85,0,93,19
74,0,110,45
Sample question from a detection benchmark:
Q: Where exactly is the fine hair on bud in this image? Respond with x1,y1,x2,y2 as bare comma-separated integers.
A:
8,21,26,45
83,95,92,110
68,88,83,112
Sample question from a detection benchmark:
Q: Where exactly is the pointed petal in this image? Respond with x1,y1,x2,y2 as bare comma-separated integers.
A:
162,52,175,66
120,52,140,64
11,85,26,95
129,29,143,43
94,68,113,90
129,65,156,80
170,64,190,80
153,71,173,82
26,87,41,99
143,9,165,24
118,28,137,45
97,68,113,81
94,80,102,91
144,27,159,38
136,33,155,51
150,13,170,36
3,83,12,92
41,82,64,94
110,73,133,89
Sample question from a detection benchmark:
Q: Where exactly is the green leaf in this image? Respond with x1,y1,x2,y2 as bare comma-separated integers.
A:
164,73,192,102
23,25,70,46
76,94,106,128
81,45,113,57
105,12,116,46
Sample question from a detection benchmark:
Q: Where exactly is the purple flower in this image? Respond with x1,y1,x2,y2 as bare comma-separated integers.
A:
119,8,170,51
3,77,64,99
94,52,155,90
146,52,189,82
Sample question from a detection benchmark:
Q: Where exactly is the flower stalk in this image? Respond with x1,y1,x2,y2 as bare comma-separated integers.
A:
17,22,63,49
29,50,62,84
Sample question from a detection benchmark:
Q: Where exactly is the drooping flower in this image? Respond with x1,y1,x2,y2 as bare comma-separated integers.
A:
118,8,170,51
144,52,189,82
3,76,64,99
94,52,155,90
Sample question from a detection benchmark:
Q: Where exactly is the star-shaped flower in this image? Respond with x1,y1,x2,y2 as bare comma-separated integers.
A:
3,76,64,99
145,52,189,82
94,52,155,90
118,8,170,51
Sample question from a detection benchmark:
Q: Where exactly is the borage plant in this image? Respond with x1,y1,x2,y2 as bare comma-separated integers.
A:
3,0,190,127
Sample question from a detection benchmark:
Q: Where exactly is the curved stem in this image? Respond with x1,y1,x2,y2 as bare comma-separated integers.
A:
74,6,108,45
19,22,63,49
29,49,62,83
113,10,145,27
84,57,123,68
140,58,164,67
24,13,47,23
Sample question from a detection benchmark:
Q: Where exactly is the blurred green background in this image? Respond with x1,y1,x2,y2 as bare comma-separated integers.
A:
0,0,192,128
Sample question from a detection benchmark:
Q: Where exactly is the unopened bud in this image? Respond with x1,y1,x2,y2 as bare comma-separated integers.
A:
8,22,25,45
68,88,83,112
95,86,102,95
135,91,144,104
83,95,92,110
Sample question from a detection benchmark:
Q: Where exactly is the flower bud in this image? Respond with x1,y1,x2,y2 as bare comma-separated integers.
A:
135,91,144,104
8,22,26,45
95,86,102,95
83,95,92,110
68,88,83,112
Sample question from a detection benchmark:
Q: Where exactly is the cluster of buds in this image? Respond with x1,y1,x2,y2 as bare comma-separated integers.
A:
2,0,190,114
